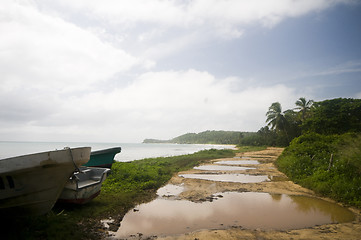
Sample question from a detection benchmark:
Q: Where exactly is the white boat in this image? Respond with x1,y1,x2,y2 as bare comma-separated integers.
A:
58,166,110,204
0,147,91,216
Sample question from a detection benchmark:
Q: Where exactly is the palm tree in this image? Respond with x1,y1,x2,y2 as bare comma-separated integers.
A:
294,97,314,121
266,102,288,133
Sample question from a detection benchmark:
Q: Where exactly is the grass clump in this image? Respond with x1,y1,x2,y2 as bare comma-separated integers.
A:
102,148,235,194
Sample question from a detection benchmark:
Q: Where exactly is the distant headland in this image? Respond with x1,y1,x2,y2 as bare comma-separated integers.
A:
143,130,255,145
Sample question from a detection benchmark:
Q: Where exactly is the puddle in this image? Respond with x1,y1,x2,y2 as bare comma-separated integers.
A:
233,156,259,159
243,155,272,158
157,184,184,197
194,165,255,171
113,192,355,239
179,173,269,183
215,160,260,165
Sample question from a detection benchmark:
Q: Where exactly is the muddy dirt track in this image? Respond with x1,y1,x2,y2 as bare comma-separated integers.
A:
156,147,361,240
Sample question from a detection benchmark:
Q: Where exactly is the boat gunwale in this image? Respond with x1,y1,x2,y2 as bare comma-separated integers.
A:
0,147,91,161
90,147,121,156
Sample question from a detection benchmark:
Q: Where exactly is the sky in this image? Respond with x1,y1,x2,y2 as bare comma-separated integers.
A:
1,0,361,143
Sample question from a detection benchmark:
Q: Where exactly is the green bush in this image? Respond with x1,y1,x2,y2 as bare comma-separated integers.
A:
276,133,361,208
302,98,361,134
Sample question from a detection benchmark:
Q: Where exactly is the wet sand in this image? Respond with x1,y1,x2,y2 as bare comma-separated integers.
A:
156,147,361,240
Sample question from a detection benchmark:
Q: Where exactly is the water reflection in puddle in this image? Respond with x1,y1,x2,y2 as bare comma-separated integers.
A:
194,165,255,171
215,160,260,165
114,192,355,239
157,184,184,197
179,173,269,183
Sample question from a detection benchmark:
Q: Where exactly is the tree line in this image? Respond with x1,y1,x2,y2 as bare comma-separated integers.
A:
259,97,361,208
240,97,361,146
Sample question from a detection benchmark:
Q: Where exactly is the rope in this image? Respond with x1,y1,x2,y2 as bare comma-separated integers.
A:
66,147,81,173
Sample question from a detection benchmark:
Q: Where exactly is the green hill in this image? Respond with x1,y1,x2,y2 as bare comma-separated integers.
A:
143,130,254,144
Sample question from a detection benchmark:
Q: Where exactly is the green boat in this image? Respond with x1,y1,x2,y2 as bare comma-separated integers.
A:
82,147,121,169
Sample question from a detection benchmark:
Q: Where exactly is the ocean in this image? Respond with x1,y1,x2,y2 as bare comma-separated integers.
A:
0,141,235,162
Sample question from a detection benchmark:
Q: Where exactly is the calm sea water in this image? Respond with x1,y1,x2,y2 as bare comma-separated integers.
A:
0,141,235,162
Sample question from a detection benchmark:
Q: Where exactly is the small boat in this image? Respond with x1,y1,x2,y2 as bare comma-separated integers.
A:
58,167,110,204
83,147,121,168
0,147,91,216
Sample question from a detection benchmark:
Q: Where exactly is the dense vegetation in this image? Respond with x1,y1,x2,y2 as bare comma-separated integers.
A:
2,148,237,240
267,98,361,208
302,98,361,134
240,98,361,147
144,130,254,144
276,133,361,207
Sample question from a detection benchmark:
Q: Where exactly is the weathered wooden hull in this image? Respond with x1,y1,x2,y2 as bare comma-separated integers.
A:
58,167,110,204
0,147,91,216
83,147,121,168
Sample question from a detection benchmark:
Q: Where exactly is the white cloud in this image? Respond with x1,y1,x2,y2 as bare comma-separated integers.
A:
29,0,353,62
2,69,297,142
36,0,352,32
0,0,138,93
142,32,201,61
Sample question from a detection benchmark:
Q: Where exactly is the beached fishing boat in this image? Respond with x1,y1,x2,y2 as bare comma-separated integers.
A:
83,147,121,168
0,147,91,216
58,167,110,204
